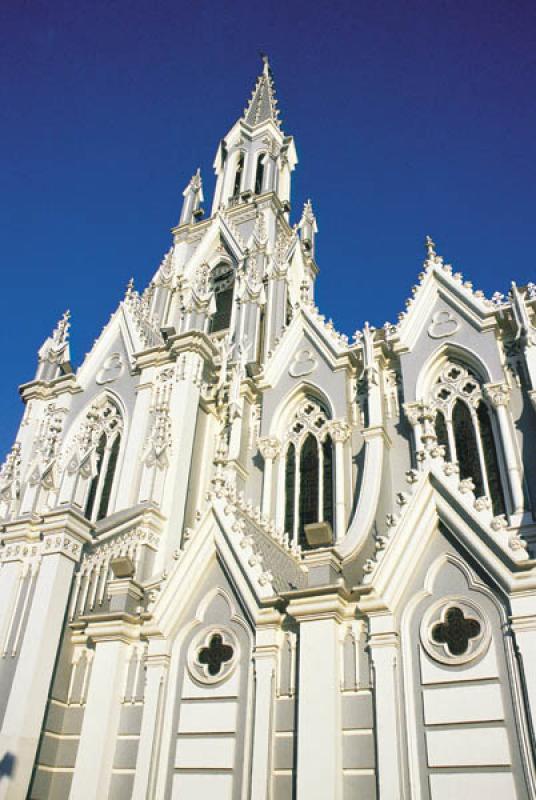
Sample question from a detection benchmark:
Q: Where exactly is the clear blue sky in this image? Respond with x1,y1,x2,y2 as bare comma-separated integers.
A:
1,0,536,457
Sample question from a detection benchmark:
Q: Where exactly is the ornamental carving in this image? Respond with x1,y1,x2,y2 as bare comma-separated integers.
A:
484,382,511,408
258,436,281,461
427,310,460,339
288,348,318,378
96,353,124,385
327,420,352,443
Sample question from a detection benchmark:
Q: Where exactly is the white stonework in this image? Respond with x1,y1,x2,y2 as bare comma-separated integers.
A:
1,58,536,800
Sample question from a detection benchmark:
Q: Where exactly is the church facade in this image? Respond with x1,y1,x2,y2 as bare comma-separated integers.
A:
1,58,536,800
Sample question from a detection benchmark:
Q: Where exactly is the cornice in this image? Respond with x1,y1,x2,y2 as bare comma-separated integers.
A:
19,373,81,403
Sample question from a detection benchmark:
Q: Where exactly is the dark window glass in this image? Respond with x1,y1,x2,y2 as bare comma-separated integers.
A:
453,400,484,496
322,436,334,529
210,286,234,333
85,432,106,520
284,444,295,537
435,411,450,460
299,434,319,548
233,154,244,198
254,155,265,194
97,434,120,521
477,403,506,516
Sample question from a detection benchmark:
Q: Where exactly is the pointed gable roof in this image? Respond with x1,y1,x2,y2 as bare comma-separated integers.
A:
243,55,282,129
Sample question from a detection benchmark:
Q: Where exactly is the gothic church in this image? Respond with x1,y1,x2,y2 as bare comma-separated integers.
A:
1,57,536,800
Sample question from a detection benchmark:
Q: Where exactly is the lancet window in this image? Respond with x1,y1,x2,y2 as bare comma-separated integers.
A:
429,362,506,516
254,153,265,194
209,263,235,334
232,152,244,199
283,398,334,548
81,398,123,522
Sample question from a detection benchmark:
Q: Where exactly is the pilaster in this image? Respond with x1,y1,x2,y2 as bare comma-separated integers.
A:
0,509,91,800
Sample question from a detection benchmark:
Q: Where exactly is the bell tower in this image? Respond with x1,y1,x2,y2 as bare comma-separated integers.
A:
211,56,297,215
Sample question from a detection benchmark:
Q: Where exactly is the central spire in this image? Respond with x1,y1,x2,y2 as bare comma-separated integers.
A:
242,55,281,129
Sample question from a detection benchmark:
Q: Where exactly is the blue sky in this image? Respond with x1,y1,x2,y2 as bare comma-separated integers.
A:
1,0,536,456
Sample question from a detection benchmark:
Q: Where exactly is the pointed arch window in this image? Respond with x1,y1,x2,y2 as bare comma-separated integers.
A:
254,153,265,195
422,360,508,515
282,398,335,548
80,398,123,523
232,152,244,199
209,263,235,334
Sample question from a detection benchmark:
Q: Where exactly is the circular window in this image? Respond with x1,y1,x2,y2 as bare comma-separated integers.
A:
420,597,490,666
187,626,239,685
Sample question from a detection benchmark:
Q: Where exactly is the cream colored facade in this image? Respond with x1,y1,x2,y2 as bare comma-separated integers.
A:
1,58,536,799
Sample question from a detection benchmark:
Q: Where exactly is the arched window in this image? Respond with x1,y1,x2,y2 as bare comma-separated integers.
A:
282,398,335,548
254,153,265,194
232,152,244,199
80,397,123,523
477,403,506,516
434,410,450,461
209,264,235,333
453,400,484,497
423,360,508,514
299,434,319,547
284,443,296,536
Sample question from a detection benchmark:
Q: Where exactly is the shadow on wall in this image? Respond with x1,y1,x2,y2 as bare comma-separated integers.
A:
0,752,15,781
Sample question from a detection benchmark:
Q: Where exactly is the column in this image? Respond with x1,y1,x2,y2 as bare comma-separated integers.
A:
131,641,170,800
258,437,280,516
484,383,525,515
328,421,351,541
250,613,281,800
510,602,536,735
403,402,424,468
368,623,405,800
0,513,91,800
287,590,346,800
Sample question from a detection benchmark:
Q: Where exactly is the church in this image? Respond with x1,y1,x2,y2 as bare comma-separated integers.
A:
0,57,536,800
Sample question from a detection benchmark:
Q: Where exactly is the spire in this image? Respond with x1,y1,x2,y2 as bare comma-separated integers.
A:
243,55,281,129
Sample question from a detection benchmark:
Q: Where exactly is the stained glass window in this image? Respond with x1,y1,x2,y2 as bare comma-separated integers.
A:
477,403,506,516
299,434,319,548
323,436,334,529
85,432,106,520
453,400,484,496
97,434,120,521
434,410,450,461
284,443,295,537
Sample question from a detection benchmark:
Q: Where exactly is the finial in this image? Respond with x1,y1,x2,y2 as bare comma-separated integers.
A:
425,235,436,260
261,53,270,74
125,277,135,299
52,309,71,347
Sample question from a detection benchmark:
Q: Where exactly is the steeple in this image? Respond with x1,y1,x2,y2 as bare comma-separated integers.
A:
242,55,281,130
211,56,297,214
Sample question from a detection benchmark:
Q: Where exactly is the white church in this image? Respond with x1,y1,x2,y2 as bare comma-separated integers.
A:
0,57,536,800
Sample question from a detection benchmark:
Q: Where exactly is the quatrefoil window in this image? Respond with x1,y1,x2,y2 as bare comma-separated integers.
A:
421,597,490,666
197,634,234,676
431,606,481,656
188,627,238,685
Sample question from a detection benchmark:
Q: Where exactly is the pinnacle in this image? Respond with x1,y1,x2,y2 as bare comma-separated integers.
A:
243,55,282,129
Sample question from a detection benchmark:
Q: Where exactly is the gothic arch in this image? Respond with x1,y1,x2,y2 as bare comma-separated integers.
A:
270,382,335,441
415,342,492,400
59,390,126,519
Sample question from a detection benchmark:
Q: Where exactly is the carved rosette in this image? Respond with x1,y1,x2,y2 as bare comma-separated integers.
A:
258,436,281,461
